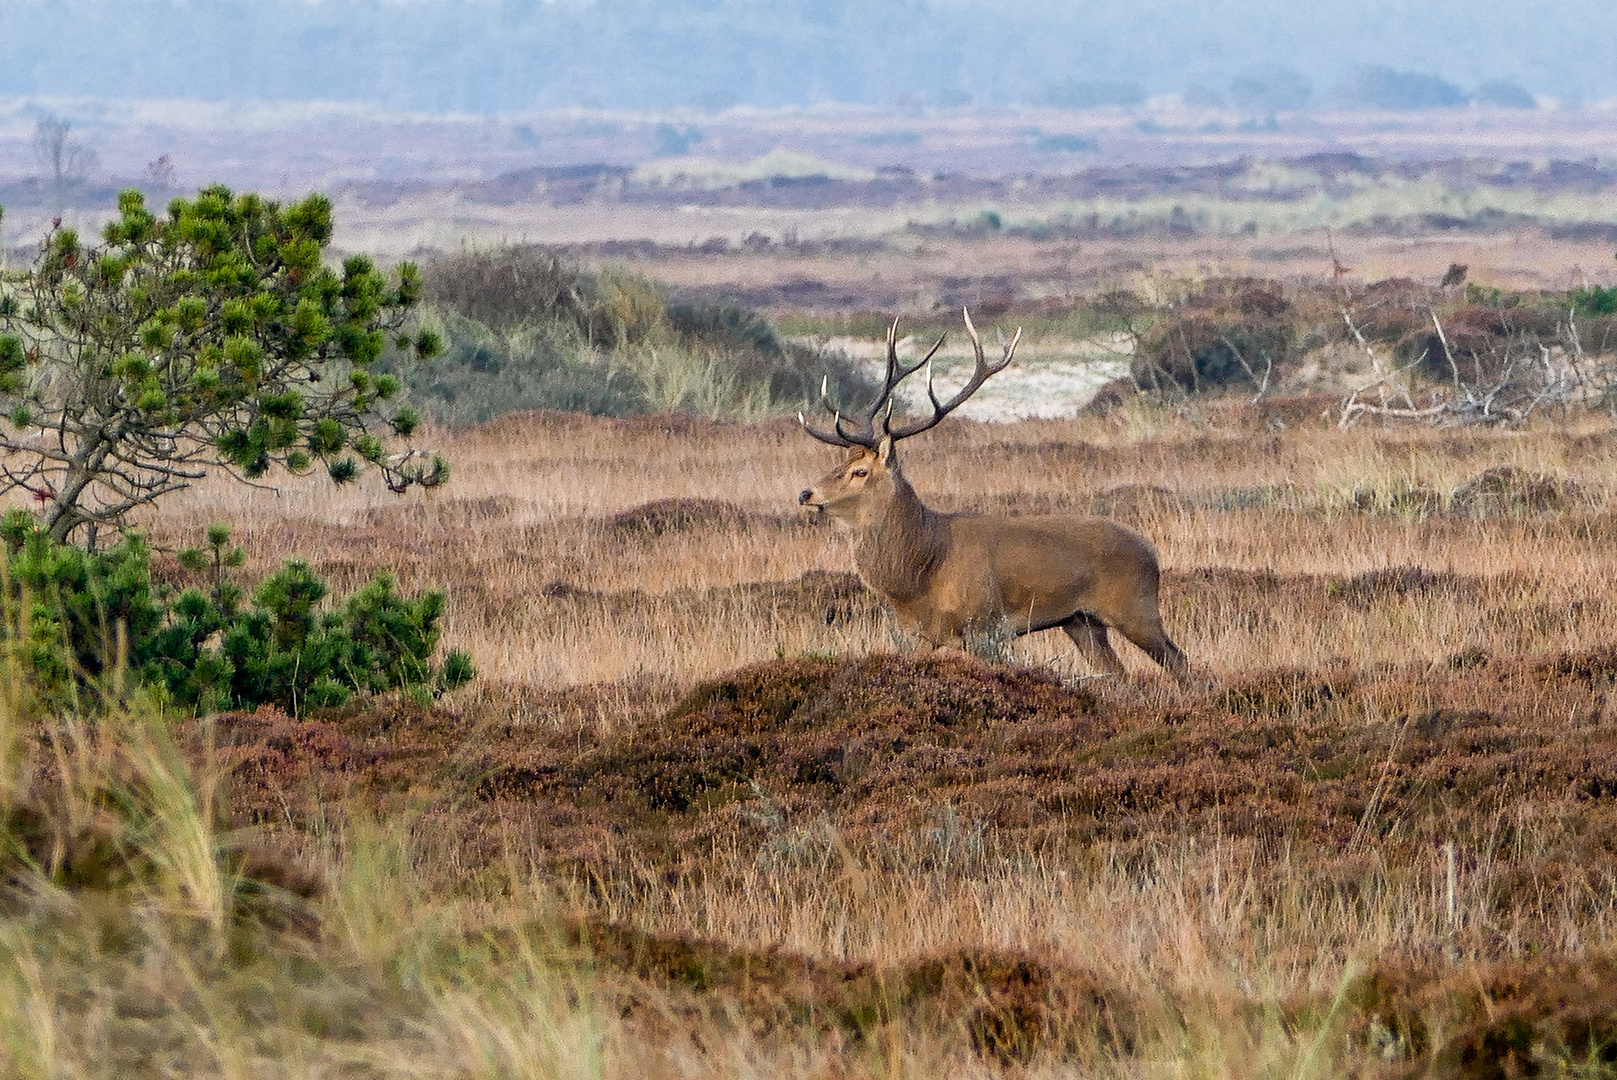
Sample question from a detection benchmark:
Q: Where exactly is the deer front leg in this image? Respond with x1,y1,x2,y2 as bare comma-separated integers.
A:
893,603,972,653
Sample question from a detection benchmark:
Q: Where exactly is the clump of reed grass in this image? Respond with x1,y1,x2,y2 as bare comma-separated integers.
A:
389,246,874,426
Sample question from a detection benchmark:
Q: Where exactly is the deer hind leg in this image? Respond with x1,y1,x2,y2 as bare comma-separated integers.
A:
1111,605,1192,682
1060,612,1125,677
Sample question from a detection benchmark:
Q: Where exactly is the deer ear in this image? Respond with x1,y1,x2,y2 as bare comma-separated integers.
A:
876,436,895,465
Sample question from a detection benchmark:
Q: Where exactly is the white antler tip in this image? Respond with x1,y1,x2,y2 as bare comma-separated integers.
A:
961,307,984,349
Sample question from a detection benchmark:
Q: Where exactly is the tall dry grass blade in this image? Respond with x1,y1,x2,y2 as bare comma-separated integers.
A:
119,708,230,939
0,928,59,1080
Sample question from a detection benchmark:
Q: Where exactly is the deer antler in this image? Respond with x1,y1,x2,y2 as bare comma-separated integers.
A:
884,308,1021,440
799,316,946,448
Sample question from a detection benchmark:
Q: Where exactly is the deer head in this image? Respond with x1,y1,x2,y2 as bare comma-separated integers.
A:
796,437,900,527
797,308,1021,524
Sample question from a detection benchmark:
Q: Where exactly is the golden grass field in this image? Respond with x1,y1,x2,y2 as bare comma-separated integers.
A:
13,91,1617,1074
0,386,1587,1077
146,396,1617,688
9,216,1617,1074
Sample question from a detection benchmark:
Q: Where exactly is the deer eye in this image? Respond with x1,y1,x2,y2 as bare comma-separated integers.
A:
850,467,868,478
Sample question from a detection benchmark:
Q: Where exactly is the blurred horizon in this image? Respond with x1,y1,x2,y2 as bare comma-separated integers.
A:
0,0,1608,113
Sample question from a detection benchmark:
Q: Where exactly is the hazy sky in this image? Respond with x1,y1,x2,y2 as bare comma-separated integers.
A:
0,0,1609,112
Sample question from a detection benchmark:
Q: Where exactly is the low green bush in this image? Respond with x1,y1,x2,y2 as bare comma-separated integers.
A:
1570,284,1617,317
399,313,645,425
1,512,473,714
386,246,875,425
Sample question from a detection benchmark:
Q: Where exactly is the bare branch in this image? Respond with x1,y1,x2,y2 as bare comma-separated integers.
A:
1218,334,1273,405
1341,306,1415,409
1430,310,1461,389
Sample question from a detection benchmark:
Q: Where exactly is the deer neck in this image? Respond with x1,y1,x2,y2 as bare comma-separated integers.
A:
851,474,948,602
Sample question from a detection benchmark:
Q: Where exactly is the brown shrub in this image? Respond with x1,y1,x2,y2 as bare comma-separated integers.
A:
1249,392,1341,428
529,570,877,629
606,497,752,535
1088,483,1191,519
1079,376,1136,416
1350,955,1617,1079
1449,465,1581,516
1394,302,1563,384
184,640,1617,903
1326,565,1476,605
1351,277,1434,346
562,917,1130,1066
0,715,327,934
1134,278,1294,394
203,704,436,827
546,914,1617,1072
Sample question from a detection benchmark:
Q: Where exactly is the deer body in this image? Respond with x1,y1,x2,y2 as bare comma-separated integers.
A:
798,310,1189,679
802,441,1188,676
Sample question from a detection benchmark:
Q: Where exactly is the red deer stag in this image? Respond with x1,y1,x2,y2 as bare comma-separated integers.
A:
797,310,1190,679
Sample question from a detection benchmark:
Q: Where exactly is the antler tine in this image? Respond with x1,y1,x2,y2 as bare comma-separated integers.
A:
963,305,982,360
962,306,1020,376
799,316,955,449
801,409,880,448
886,307,1022,441
802,371,871,447
876,317,933,396
800,409,849,447
883,317,901,392
835,408,872,445
801,367,888,449
836,316,929,436
996,324,1021,362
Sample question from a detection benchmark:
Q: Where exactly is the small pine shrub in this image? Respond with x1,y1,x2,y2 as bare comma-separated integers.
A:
1570,284,1617,317
0,511,473,714
1132,278,1292,394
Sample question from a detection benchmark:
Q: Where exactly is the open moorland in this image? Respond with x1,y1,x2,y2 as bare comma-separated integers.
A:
7,110,1617,1074
10,387,1602,1077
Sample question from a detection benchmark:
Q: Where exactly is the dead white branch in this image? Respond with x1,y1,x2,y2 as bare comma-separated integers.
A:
1430,310,1461,388
1338,351,1430,429
1341,307,1415,409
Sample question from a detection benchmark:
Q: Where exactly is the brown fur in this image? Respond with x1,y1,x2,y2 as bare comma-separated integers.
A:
799,439,1190,678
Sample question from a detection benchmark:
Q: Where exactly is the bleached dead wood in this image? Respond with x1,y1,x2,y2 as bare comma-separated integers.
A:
1340,322,1600,429
1341,307,1415,410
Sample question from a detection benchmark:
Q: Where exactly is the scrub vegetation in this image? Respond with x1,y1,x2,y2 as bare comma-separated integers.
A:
6,186,1617,1076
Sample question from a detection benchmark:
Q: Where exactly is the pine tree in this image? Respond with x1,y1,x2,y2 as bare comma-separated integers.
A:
0,186,445,542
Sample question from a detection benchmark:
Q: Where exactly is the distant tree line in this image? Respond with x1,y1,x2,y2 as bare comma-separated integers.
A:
0,0,1590,112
